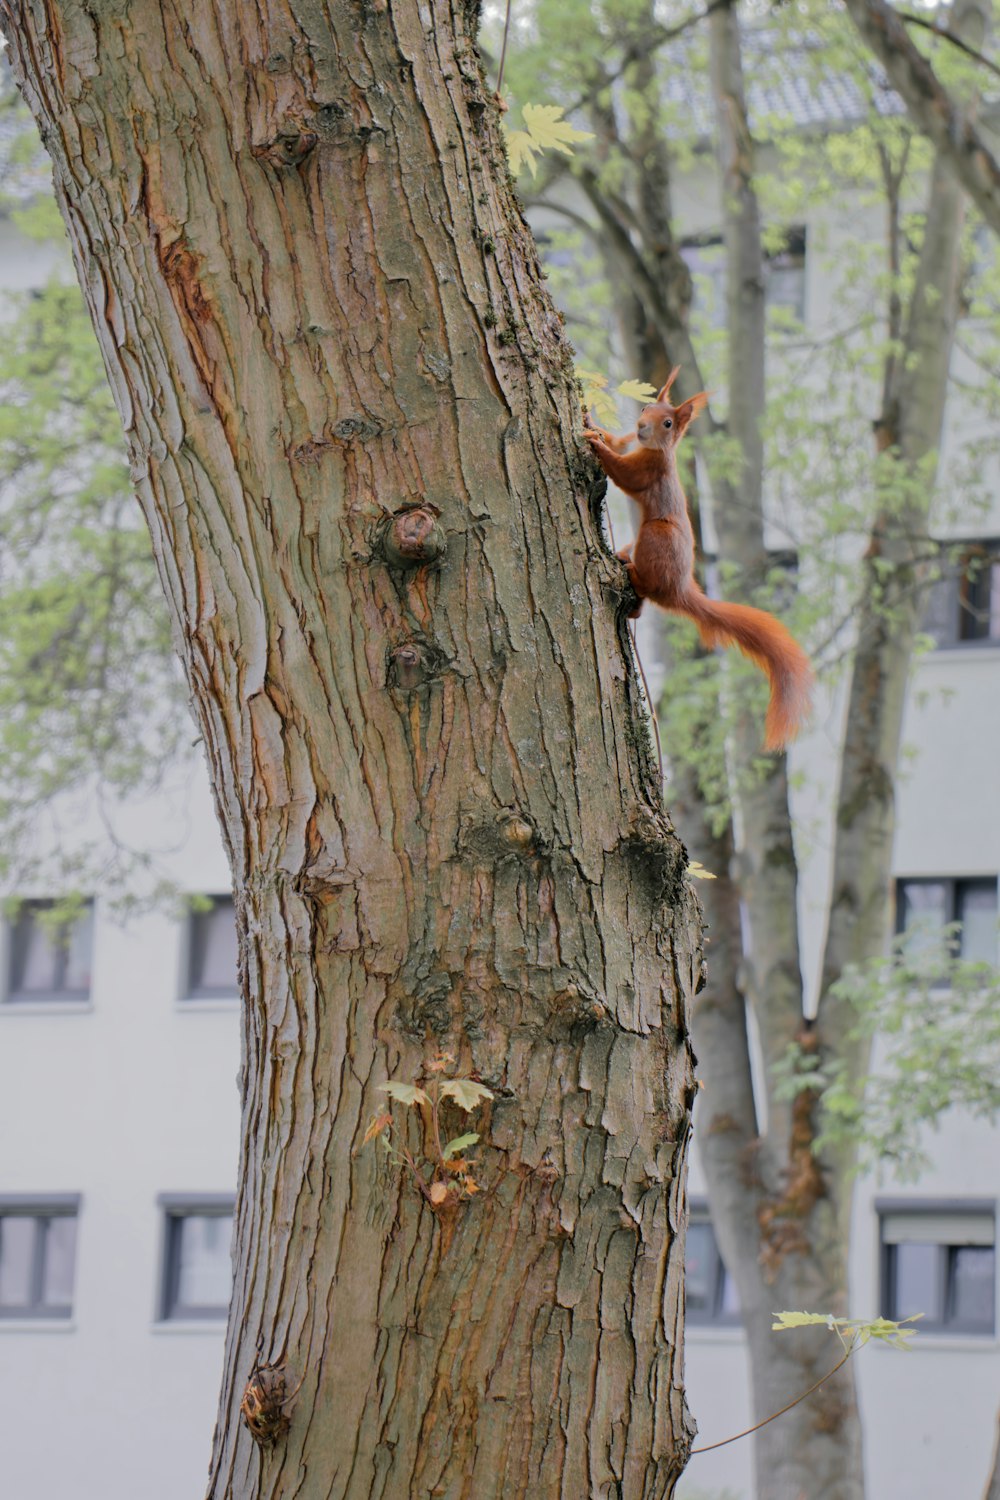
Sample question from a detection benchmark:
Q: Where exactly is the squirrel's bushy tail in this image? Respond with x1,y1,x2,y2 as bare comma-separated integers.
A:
675,583,813,751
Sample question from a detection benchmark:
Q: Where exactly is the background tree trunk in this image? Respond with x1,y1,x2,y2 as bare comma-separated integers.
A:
985,1412,1000,1500
515,3,982,1494
1,3,702,1496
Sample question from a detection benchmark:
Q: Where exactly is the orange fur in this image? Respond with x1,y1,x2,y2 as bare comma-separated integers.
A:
584,371,812,751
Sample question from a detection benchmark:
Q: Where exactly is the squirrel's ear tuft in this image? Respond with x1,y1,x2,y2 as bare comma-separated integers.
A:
656,366,682,404
671,390,710,426
673,391,711,432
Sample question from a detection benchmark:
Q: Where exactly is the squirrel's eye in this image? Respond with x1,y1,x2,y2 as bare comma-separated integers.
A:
663,418,673,429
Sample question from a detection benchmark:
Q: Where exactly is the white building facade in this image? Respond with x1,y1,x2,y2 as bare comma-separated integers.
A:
1,95,999,1500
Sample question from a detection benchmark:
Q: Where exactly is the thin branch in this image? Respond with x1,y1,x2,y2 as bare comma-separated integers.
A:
689,1345,856,1456
494,0,514,99
565,0,732,122
843,0,1000,237
899,8,1000,83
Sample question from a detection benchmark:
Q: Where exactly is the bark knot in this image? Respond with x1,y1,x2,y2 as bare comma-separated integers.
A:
381,505,448,568
240,1361,291,1448
252,128,319,169
462,808,547,863
616,806,685,907
387,635,451,692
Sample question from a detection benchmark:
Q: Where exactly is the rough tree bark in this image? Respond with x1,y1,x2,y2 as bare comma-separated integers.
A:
1,4,703,1497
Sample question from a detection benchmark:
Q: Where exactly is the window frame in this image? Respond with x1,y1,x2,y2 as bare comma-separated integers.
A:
878,1199,997,1337
679,226,807,330
923,538,1000,649
0,1194,81,1320
957,542,1000,644
686,1201,741,1328
181,895,240,1003
157,1194,235,1322
3,899,95,1005
894,875,998,967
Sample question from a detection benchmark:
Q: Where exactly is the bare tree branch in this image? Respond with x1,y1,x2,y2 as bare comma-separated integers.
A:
843,0,1000,234
899,8,1000,82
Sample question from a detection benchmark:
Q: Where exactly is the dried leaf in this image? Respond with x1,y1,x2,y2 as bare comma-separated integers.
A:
362,1112,393,1146
379,1081,431,1108
687,860,717,881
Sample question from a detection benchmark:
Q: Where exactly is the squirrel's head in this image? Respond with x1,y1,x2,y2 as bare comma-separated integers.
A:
635,366,709,452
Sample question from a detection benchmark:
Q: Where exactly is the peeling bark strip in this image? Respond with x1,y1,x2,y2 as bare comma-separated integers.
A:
2,2,700,1496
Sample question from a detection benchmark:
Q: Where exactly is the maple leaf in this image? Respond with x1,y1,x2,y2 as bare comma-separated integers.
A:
504,127,540,178
577,367,617,426
616,380,658,403
521,104,593,157
442,1132,480,1160
379,1081,430,1108
502,104,593,178
439,1078,494,1111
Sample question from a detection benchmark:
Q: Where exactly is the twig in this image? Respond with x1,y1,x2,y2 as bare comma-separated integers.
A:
495,0,514,99
899,10,1000,84
689,1343,855,1455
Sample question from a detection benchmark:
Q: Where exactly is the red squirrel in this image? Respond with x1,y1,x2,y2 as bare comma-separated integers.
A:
584,367,812,751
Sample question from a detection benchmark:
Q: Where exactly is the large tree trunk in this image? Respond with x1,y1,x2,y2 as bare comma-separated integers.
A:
2,3,702,1496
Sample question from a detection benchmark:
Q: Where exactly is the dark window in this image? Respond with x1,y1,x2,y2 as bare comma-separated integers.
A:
766,227,807,323
959,546,1000,642
0,1199,79,1318
160,1200,234,1320
896,877,998,966
680,236,727,330
185,896,239,1000
881,1205,995,1334
923,541,1000,647
680,227,806,329
686,1210,740,1325
5,900,94,1003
